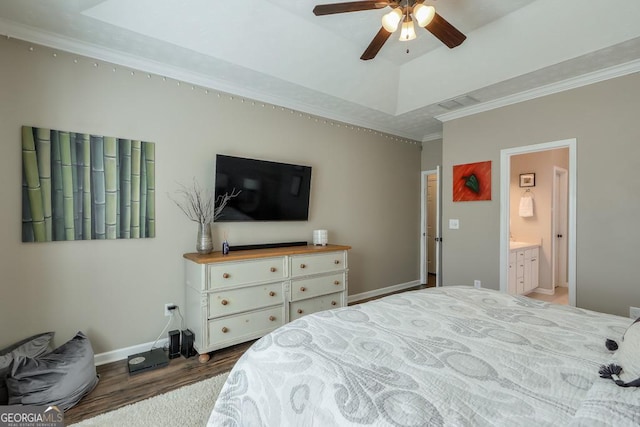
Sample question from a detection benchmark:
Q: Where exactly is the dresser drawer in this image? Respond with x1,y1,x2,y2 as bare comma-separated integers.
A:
290,272,345,302
291,251,346,277
208,257,286,289
290,292,344,321
209,282,284,318
208,306,283,347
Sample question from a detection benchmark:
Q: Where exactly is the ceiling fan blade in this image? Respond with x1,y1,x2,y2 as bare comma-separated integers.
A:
313,1,390,16
425,12,466,48
360,27,392,60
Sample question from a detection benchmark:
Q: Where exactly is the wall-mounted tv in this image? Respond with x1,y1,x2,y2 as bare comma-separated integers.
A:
214,155,312,222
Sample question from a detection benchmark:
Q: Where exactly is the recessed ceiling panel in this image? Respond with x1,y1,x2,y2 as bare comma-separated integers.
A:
0,0,639,141
82,0,400,114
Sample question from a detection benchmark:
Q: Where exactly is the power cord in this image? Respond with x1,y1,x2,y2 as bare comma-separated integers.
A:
174,306,185,330
150,306,178,351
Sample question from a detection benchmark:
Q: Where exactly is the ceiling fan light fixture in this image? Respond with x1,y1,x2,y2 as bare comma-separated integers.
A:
312,0,466,60
399,17,416,41
413,3,435,27
381,7,402,32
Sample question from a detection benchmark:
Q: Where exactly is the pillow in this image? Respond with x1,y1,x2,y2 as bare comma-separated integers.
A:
6,331,99,411
599,317,640,387
0,332,54,405
614,318,640,383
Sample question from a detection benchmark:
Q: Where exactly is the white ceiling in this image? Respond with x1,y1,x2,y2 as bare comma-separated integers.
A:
1,0,640,141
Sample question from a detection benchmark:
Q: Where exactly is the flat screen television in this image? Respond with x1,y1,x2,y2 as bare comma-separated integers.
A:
214,155,312,222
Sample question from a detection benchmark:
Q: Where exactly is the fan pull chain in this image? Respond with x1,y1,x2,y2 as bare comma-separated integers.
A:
405,1,410,54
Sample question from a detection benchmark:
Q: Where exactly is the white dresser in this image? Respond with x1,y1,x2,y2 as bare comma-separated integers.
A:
508,242,539,295
184,244,350,360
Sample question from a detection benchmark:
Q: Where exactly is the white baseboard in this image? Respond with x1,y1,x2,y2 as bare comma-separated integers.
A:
348,280,421,304
94,338,168,366
96,280,421,365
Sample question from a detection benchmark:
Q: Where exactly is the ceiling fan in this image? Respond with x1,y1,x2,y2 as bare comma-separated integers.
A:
313,0,466,60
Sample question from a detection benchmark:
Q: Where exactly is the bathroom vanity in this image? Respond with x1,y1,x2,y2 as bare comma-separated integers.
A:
508,242,539,295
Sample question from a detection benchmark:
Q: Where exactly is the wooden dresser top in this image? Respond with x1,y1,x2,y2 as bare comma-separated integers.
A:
184,244,351,264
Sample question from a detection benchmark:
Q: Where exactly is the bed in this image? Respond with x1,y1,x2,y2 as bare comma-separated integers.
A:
208,286,639,426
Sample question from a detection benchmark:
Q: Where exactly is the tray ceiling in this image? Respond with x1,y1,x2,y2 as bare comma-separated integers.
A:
1,0,639,141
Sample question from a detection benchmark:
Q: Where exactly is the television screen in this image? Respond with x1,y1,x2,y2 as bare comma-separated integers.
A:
214,155,312,222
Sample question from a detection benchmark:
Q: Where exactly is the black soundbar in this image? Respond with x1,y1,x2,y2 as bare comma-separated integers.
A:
229,241,308,251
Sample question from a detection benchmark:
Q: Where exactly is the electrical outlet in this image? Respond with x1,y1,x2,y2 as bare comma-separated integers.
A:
164,303,175,317
630,306,640,319
474,280,481,289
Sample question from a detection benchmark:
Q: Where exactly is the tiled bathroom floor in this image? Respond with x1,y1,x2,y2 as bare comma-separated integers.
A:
528,286,569,305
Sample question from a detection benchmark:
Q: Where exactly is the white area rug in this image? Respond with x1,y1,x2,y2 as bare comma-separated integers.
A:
72,371,229,426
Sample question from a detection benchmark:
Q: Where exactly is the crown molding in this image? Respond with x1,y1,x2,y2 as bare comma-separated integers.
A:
436,58,640,123
421,132,443,142
0,18,422,142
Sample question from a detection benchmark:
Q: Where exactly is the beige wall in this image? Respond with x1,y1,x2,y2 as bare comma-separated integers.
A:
421,138,442,171
0,38,421,352
442,72,640,317
510,149,568,292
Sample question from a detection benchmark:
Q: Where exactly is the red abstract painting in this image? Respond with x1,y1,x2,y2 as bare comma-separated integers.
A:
453,161,492,202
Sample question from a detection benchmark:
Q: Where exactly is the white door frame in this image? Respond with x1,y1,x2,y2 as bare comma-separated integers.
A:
552,166,569,288
499,139,577,306
420,167,441,286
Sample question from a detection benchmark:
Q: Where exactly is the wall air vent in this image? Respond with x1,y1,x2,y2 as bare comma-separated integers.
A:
438,95,480,110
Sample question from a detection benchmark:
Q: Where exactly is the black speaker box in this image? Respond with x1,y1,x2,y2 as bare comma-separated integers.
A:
168,329,180,359
181,329,196,358
229,241,307,251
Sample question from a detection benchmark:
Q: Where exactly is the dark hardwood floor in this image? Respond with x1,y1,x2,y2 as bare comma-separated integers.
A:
65,340,253,424
65,282,434,424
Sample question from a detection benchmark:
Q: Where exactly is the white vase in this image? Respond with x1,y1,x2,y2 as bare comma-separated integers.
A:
196,223,213,254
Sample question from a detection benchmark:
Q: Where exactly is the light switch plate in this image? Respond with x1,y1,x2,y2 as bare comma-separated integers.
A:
449,219,459,229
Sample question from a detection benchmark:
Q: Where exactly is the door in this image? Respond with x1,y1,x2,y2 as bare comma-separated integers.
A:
427,174,437,274
552,167,568,288
420,168,441,286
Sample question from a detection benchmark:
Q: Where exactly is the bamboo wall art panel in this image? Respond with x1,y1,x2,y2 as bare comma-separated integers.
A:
22,126,156,242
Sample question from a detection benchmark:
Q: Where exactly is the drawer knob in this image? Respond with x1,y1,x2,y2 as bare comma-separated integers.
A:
300,263,306,269
270,267,277,272
331,301,337,306
221,299,228,306
221,327,229,333
300,286,306,292
334,260,340,264
269,315,276,321
334,280,340,285
297,309,303,314
222,273,230,279
269,291,276,297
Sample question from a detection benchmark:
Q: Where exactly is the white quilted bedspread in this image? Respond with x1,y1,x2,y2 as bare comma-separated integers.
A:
209,287,639,426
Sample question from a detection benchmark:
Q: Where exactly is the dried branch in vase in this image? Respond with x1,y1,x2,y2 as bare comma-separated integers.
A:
213,190,241,221
170,179,240,224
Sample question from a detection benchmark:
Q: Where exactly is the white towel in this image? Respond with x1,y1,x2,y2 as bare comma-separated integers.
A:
519,195,534,217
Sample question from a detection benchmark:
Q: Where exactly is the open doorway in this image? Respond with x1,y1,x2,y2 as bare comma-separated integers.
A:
421,168,441,287
499,139,576,306
507,150,569,304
